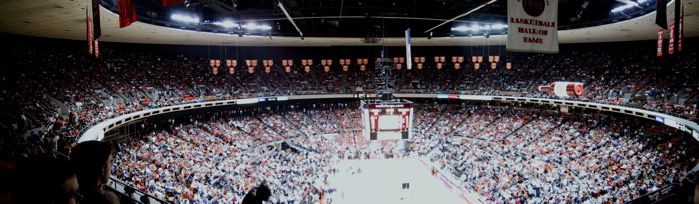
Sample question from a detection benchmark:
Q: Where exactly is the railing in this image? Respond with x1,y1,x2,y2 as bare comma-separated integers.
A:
51,151,170,204
81,94,699,143
418,156,488,203
107,178,171,204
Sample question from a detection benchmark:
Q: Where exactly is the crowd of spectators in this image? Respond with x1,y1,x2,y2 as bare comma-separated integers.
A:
112,107,347,203
106,103,697,203
430,106,699,203
405,104,446,154
1,39,698,203
2,42,697,161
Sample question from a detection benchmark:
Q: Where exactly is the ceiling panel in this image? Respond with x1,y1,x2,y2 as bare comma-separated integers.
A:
0,0,695,46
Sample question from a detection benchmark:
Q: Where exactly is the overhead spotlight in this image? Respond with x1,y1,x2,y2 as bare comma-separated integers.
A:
451,23,507,32
611,1,640,13
242,23,272,31
471,24,480,32
490,23,508,30
451,26,468,32
213,20,236,28
171,14,200,24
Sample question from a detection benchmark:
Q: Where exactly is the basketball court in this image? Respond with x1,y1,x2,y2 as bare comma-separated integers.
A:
328,158,468,204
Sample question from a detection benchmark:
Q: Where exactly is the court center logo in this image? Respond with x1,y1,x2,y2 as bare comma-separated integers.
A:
520,0,547,17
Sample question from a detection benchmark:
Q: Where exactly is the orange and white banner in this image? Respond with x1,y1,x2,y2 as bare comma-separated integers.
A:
87,17,93,55
678,14,683,52
677,13,684,52
669,23,675,55
506,0,559,53
94,39,99,58
657,29,664,57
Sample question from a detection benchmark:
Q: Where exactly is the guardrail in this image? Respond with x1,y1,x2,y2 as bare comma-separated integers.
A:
418,156,488,203
52,147,170,203
107,178,170,204
81,93,699,143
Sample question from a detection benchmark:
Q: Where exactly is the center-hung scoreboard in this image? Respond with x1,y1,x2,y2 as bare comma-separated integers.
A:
361,99,414,141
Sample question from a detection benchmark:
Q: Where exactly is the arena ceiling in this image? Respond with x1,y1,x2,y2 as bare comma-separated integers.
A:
0,0,696,46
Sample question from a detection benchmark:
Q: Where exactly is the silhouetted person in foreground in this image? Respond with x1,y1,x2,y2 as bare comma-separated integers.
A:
242,181,271,204
13,158,80,204
70,141,119,204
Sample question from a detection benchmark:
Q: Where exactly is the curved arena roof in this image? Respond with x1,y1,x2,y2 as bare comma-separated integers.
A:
0,0,696,46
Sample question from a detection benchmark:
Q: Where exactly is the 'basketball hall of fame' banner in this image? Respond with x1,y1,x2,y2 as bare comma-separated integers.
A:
506,0,559,53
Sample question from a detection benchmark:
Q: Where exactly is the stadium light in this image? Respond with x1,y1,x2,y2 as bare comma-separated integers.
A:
451,23,506,32
491,23,508,30
451,26,467,32
471,24,481,32
213,20,237,28
242,23,272,31
611,0,641,13
171,14,200,24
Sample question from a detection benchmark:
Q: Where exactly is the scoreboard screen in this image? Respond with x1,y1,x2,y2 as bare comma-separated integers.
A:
361,99,414,140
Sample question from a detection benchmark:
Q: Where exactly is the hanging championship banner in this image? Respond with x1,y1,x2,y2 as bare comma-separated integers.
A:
405,29,412,70
91,0,101,40
87,17,93,55
506,0,559,53
669,23,675,55
673,0,682,52
94,39,99,58
678,13,683,52
657,29,664,57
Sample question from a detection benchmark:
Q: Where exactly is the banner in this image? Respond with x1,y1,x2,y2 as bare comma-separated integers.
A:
673,0,682,50
92,0,101,39
668,23,674,55
94,39,99,58
506,0,559,53
656,0,668,29
657,29,664,57
678,9,683,52
118,0,138,28
161,0,184,7
87,15,93,55
405,29,412,70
